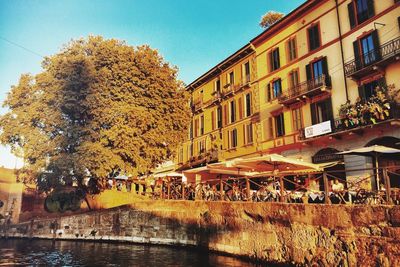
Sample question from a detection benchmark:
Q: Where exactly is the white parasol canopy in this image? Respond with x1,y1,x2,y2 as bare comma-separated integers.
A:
228,153,323,173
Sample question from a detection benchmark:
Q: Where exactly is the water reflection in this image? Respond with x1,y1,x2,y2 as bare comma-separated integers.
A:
0,239,260,267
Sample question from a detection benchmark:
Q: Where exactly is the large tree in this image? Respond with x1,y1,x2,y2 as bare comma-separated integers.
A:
0,36,190,193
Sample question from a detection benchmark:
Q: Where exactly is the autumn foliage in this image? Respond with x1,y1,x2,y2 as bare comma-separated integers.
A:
0,36,190,191
259,11,284,29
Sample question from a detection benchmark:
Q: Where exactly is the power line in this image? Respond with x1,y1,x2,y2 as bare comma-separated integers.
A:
0,36,44,58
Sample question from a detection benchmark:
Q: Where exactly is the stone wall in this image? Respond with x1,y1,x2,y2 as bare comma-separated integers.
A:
2,201,400,266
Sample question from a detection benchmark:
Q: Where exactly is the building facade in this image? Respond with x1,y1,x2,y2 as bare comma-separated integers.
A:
177,0,400,187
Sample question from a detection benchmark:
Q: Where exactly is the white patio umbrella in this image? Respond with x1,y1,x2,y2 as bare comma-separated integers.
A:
337,145,400,190
229,154,322,173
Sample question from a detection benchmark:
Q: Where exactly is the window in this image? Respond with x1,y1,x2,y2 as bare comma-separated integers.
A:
307,23,321,51
215,79,221,92
358,78,385,101
306,57,330,87
310,98,333,125
245,93,252,117
244,123,253,144
229,71,234,85
223,104,228,126
266,79,282,102
199,139,205,154
211,110,216,131
287,37,297,62
217,106,222,128
189,121,193,139
229,100,236,123
269,48,280,71
228,128,238,149
243,62,251,83
200,115,204,135
189,143,193,158
348,0,375,28
194,118,199,137
272,79,282,98
274,113,285,137
292,107,303,132
353,31,380,68
288,70,299,90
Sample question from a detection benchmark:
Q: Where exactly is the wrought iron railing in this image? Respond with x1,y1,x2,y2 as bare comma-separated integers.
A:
299,102,400,140
278,74,331,102
191,98,203,112
344,36,400,76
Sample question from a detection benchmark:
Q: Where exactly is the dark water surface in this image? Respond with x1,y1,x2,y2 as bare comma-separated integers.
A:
0,239,262,267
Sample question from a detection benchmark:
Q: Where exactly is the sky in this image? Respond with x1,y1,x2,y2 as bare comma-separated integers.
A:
0,0,305,169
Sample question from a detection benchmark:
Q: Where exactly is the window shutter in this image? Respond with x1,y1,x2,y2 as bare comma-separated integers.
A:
276,48,280,69
243,124,246,144
353,40,361,70
266,84,271,102
348,3,356,29
267,52,272,73
371,30,381,60
211,110,215,131
311,103,318,125
358,85,366,101
306,64,312,81
367,0,375,19
238,97,243,120
223,104,227,126
326,99,333,122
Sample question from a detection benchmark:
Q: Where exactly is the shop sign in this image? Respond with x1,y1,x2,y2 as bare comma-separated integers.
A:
305,120,332,139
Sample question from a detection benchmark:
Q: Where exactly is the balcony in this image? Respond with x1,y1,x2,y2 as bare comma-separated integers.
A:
344,36,400,79
278,75,332,106
191,98,203,113
178,148,219,170
299,102,400,141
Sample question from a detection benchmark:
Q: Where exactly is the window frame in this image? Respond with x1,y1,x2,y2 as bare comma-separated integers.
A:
274,113,285,137
245,92,252,117
286,36,298,62
228,128,238,149
244,123,253,145
288,68,300,91
291,106,304,132
243,61,251,83
272,78,282,99
229,100,236,124
269,47,281,72
307,22,321,52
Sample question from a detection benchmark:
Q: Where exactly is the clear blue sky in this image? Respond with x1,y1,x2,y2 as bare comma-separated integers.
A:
0,0,305,168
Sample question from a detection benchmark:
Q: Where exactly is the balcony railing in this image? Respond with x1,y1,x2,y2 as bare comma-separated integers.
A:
278,74,331,105
344,36,400,77
299,102,400,140
191,98,203,112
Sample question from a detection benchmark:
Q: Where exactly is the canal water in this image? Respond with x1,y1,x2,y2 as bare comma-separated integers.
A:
0,239,263,266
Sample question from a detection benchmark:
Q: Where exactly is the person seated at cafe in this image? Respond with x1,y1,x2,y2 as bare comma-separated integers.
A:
329,179,346,204
331,179,345,192
308,179,320,192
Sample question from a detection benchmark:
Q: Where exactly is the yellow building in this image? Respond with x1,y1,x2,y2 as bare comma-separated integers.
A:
177,0,400,186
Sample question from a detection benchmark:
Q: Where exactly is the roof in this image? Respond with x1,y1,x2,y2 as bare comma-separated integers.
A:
185,0,325,92
185,43,255,91
250,0,323,46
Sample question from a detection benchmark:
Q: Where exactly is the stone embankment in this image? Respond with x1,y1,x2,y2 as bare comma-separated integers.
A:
2,201,399,266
